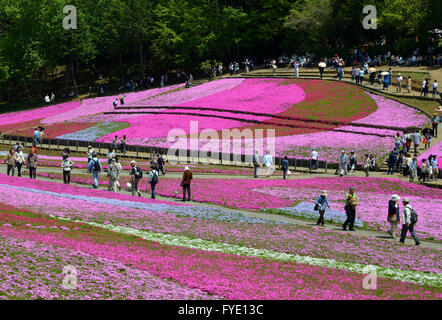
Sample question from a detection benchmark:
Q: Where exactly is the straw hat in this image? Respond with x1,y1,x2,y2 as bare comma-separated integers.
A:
321,190,327,196
391,194,400,202
130,160,136,165
403,198,410,203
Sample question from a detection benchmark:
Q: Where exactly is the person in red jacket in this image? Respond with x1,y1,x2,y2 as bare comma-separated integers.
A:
181,167,193,202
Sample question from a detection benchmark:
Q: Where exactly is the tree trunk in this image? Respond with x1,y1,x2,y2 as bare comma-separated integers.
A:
119,52,126,84
71,56,78,97
139,36,145,78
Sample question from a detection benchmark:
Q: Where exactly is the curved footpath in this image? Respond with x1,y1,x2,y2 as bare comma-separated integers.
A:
3,165,440,250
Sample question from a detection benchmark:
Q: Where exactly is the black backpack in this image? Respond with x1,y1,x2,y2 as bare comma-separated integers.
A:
410,208,418,225
93,159,100,171
151,170,159,184
135,166,143,179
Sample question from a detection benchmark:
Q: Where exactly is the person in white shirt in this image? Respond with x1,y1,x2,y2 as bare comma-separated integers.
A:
420,80,426,96
61,155,74,184
263,150,273,178
15,146,25,177
396,73,403,92
311,148,319,170
399,198,420,245
44,94,50,105
432,80,438,100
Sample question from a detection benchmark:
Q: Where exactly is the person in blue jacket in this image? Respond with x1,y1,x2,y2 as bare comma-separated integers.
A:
87,152,102,188
315,190,331,226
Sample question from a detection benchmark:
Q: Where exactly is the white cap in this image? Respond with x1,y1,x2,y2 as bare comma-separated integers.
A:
130,160,136,165
184,166,190,171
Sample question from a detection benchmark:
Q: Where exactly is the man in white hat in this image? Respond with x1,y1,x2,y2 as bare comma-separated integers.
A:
399,198,420,245
387,194,401,239
181,166,193,201
315,190,330,226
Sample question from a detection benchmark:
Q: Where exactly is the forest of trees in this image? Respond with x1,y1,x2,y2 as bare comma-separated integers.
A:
0,0,441,103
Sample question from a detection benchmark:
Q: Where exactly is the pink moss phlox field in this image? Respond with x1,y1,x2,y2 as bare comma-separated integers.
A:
0,101,81,127
130,78,245,107
177,78,306,114
151,176,442,240
0,235,218,300
41,84,184,124
1,227,439,300
353,93,429,128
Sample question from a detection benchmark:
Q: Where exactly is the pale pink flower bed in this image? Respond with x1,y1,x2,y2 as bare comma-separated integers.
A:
131,78,245,107
352,93,429,128
41,84,184,124
0,101,81,126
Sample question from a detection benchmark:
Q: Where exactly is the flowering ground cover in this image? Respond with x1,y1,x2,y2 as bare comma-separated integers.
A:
147,176,442,240
353,93,429,129
0,196,440,299
56,122,129,141
5,122,97,139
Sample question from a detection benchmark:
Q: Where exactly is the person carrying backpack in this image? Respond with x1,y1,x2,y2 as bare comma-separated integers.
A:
130,160,142,197
181,166,193,202
107,158,119,192
148,164,159,199
399,198,420,245
87,152,102,189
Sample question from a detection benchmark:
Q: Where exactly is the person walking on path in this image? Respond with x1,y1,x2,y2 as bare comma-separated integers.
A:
348,150,357,176
418,158,428,183
129,160,142,197
87,146,95,164
315,190,330,227
15,146,25,177
413,130,421,154
409,156,418,182
387,150,397,175
107,148,116,164
107,158,119,192
383,74,389,90
119,135,127,155
148,164,159,199
253,151,260,178
431,113,439,138
387,194,401,240
294,61,299,78
432,80,438,100
337,65,343,81
311,148,319,170
27,148,38,179
407,76,412,93
114,157,123,191
112,136,118,151
263,150,273,178
88,152,102,189
4,148,16,176
181,166,193,202
431,155,438,181
388,68,392,86
281,156,289,179
339,150,348,176
343,186,358,231
33,128,40,146
399,198,420,245
61,154,74,184
157,154,165,176
420,79,427,96
363,154,371,177
396,73,403,92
